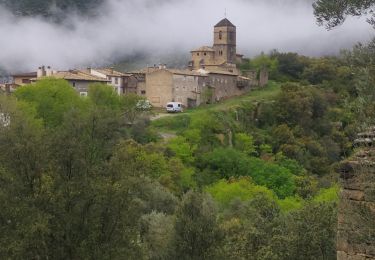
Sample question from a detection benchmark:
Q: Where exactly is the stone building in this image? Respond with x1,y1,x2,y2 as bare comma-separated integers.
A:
189,18,241,74
11,72,38,87
337,127,375,260
132,67,209,108
31,66,109,96
85,68,137,95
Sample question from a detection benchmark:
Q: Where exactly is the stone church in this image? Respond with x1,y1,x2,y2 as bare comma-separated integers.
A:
189,18,243,74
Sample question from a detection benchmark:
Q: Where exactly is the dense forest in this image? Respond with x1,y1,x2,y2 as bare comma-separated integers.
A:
1,39,374,258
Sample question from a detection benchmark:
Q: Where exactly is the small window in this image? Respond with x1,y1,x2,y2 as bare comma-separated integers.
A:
108,76,112,81
80,92,88,97
72,82,76,87
197,53,200,56
115,77,118,84
141,90,146,95
219,31,222,40
22,79,31,84
204,52,207,56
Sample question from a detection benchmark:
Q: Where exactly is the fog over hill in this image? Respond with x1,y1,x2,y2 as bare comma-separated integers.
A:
0,0,372,73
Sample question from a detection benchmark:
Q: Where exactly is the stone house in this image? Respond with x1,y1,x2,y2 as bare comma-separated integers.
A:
85,68,137,95
202,69,251,102
31,66,109,96
11,72,37,86
136,68,209,108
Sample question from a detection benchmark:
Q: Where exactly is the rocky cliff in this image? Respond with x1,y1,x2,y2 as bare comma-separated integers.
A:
338,128,375,260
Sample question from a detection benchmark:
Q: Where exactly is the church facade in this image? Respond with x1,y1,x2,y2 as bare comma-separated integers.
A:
189,18,243,74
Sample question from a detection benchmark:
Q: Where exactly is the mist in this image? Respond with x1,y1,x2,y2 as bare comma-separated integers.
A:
0,0,373,73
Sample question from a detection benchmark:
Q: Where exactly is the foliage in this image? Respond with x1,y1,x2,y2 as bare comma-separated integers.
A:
3,39,371,257
199,148,296,198
313,0,375,29
167,136,196,164
15,78,84,127
174,191,223,259
206,178,275,207
313,185,339,203
247,157,296,198
234,133,256,155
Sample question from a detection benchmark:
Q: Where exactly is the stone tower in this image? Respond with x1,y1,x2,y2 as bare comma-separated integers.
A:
213,18,237,64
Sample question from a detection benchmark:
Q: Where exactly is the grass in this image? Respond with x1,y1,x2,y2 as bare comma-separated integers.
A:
151,81,281,132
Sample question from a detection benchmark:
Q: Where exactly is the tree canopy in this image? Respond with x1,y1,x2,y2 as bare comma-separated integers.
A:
313,0,375,29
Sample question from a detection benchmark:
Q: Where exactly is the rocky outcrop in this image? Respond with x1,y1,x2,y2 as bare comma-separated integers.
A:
337,128,375,260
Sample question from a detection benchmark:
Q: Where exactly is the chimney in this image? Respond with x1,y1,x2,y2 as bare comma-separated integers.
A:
46,66,52,76
37,67,43,78
87,67,92,74
42,66,46,76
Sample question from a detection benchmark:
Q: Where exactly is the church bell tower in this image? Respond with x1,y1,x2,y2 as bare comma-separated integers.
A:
213,18,236,64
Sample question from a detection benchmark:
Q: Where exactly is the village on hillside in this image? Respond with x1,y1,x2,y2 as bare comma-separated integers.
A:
0,18,268,108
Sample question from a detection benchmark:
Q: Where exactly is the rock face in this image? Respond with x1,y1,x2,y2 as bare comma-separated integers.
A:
337,128,375,260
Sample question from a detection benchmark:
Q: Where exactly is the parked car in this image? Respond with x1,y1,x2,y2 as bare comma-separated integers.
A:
166,102,183,113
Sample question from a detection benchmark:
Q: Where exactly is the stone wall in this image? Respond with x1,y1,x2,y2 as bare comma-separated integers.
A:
338,128,375,260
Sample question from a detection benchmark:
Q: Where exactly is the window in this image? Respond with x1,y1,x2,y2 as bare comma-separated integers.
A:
72,82,76,87
22,79,31,84
115,77,118,84
204,52,207,56
219,31,222,40
197,53,200,56
141,90,146,95
108,76,112,81
80,92,88,97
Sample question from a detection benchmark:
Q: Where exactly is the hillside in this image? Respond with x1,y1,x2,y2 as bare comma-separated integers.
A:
0,0,103,18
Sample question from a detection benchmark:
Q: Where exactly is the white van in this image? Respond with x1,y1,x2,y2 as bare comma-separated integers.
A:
166,102,183,113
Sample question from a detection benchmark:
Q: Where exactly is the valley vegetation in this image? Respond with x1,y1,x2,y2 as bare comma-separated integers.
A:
1,40,375,259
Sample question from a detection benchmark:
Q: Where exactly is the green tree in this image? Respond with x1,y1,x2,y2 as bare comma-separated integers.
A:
140,212,175,260
206,178,275,208
313,0,375,29
234,133,256,155
14,78,85,127
174,191,223,259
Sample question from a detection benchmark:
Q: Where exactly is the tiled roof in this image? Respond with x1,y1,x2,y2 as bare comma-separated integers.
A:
191,46,215,52
34,70,109,82
12,72,37,77
204,68,238,76
94,68,132,77
168,69,208,77
215,18,235,28
215,18,236,27
194,68,238,76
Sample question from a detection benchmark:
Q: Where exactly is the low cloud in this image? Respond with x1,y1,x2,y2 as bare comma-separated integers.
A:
0,0,372,72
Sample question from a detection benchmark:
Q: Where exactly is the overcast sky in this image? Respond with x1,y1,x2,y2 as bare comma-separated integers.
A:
0,0,373,72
